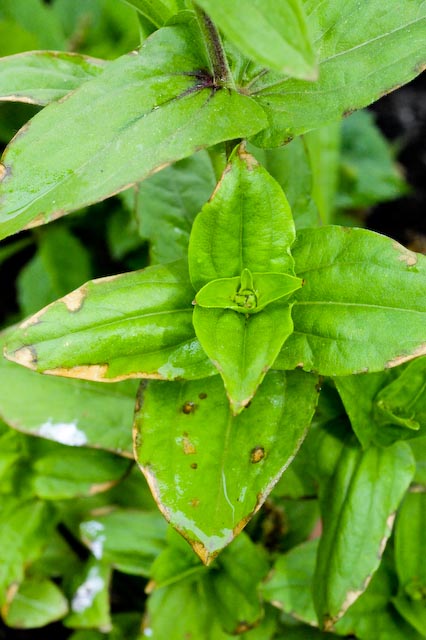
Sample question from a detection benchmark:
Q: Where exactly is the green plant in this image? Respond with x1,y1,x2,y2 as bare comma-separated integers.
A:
0,1,426,638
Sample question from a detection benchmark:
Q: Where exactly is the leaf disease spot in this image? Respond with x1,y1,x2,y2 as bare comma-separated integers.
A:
182,401,197,414
0,163,7,182
198,392,207,399
250,446,265,463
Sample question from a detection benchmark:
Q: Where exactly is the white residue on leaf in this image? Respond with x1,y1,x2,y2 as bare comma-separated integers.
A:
71,566,104,613
144,629,153,637
38,418,87,446
157,362,184,379
82,521,106,559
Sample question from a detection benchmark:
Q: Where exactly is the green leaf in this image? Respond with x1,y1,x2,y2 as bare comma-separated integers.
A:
134,370,319,563
337,110,409,210
17,225,92,317
64,559,112,631
79,510,167,576
261,539,319,626
374,357,426,433
28,438,131,500
121,0,180,28
193,302,294,413
196,270,302,314
134,151,216,264
3,578,68,628
188,147,298,409
188,147,296,291
0,332,136,455
0,496,55,606
304,122,341,225
196,0,317,80
249,1,426,146
334,553,425,640
275,226,426,376
0,0,66,51
251,138,320,230
145,533,268,636
0,24,266,240
4,260,216,381
0,51,106,106
409,436,426,486
313,439,415,629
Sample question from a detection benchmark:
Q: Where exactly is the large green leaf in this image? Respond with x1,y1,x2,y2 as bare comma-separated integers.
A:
0,24,266,240
249,0,426,146
4,260,216,381
79,509,167,576
275,226,426,375
0,51,105,105
0,333,136,455
313,438,414,629
188,147,298,410
134,370,319,563
196,0,317,80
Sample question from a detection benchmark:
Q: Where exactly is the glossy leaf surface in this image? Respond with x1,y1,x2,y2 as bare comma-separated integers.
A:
189,147,295,291
189,148,298,409
275,226,426,375
134,370,319,563
4,260,215,382
193,303,294,413
313,438,414,629
0,51,105,105
0,333,136,455
0,24,266,240
79,510,167,576
249,0,426,146
197,0,317,79
3,578,68,628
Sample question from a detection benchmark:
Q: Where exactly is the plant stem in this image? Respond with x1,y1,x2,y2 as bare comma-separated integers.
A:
193,4,234,88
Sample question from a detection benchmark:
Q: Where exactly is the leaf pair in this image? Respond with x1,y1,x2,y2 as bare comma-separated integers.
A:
188,147,302,413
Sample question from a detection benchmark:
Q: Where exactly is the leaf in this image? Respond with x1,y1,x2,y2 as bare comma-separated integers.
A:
251,138,320,230
261,539,319,626
17,224,92,316
0,496,55,606
0,51,106,106
64,559,112,631
0,24,267,240
275,226,426,376
313,438,415,629
120,0,181,28
188,146,296,291
28,438,131,500
193,302,294,413
0,332,136,455
188,147,298,409
134,151,216,264
134,370,319,563
4,260,216,382
196,271,302,314
145,532,268,637
374,357,426,433
249,1,426,146
334,553,425,640
337,110,409,210
79,509,167,576
3,578,68,628
196,0,317,80
392,493,426,635
304,122,341,225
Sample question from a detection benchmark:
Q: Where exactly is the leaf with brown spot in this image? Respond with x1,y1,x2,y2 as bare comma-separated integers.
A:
133,370,319,563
